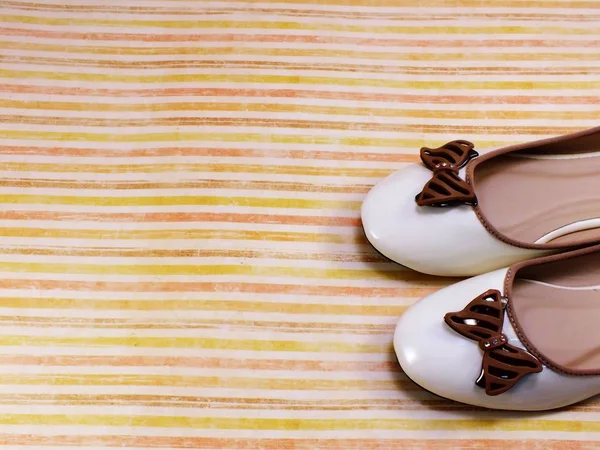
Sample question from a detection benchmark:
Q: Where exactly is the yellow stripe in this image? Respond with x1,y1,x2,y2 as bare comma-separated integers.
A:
0,99,596,120
0,131,519,150
0,336,385,353
0,261,400,280
0,194,360,210
0,130,430,151
2,69,600,89
0,15,595,34
0,414,595,431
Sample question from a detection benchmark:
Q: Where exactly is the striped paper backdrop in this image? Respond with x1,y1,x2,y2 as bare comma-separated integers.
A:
0,0,599,448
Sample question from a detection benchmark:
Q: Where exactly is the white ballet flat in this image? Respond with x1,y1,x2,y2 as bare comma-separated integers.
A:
394,245,600,411
361,126,600,276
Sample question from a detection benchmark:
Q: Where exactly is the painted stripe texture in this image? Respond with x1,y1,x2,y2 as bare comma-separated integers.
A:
0,0,599,448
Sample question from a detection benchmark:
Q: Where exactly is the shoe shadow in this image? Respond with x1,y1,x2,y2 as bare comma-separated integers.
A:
389,344,596,419
354,224,459,289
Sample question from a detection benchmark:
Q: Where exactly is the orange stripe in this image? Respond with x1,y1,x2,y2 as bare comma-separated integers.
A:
2,2,598,20
0,145,418,163
1,85,598,105
0,179,372,194
0,297,407,315
0,211,361,226
183,0,600,7
0,374,400,389
0,162,388,177
3,26,600,47
0,395,454,410
0,228,363,245
5,57,599,76
0,436,592,449
0,116,583,135
0,395,438,408
0,280,442,297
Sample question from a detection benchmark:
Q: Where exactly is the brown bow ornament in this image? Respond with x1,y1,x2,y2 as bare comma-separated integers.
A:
415,140,479,207
444,290,543,396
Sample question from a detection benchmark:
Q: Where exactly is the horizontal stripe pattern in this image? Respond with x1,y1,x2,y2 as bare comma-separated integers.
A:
0,0,597,448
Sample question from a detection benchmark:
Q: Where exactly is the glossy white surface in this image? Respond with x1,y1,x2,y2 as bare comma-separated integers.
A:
361,164,547,276
394,270,600,411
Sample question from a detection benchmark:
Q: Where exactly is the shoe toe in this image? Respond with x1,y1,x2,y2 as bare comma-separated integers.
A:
360,165,423,262
393,271,499,402
361,164,544,276
393,270,600,410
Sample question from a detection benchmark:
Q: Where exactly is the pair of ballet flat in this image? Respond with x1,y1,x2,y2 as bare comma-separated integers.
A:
361,126,600,411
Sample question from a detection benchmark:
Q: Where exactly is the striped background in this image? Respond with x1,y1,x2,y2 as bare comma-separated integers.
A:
0,0,599,448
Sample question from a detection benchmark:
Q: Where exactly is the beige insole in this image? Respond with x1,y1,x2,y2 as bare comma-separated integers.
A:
475,153,600,246
511,252,600,372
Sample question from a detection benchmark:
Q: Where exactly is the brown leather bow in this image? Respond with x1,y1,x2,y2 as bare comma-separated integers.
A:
415,140,479,207
444,290,543,396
